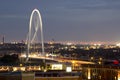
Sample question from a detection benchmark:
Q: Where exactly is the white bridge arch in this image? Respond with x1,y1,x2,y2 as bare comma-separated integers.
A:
26,9,45,61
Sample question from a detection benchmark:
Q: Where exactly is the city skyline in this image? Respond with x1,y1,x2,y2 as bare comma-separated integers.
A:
0,0,120,43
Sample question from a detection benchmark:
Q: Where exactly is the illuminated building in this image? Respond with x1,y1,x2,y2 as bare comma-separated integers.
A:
82,64,120,80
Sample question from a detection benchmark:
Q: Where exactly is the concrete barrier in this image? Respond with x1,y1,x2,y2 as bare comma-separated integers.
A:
0,72,35,80
22,72,35,80
35,76,82,80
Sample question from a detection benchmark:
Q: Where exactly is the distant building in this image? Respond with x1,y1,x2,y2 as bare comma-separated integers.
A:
81,64,120,80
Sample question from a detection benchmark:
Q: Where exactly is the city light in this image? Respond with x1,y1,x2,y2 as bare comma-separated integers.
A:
67,42,72,45
116,43,120,47
66,67,72,72
51,64,63,70
88,68,91,80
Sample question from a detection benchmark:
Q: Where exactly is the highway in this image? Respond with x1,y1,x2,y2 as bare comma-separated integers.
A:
20,54,94,64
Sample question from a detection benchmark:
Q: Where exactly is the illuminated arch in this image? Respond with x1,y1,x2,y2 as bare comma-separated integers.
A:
26,9,45,60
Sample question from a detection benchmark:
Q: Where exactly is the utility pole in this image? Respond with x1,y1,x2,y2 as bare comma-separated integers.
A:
2,35,5,44
51,39,54,60
0,35,5,44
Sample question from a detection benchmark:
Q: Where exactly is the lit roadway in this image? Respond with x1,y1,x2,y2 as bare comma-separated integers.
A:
20,54,94,64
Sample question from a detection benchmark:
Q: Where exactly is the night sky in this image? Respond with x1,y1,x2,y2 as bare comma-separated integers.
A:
0,0,120,43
